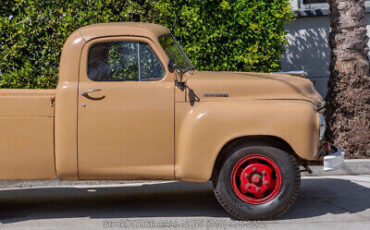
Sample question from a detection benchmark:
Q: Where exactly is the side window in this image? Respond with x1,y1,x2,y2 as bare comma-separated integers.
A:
88,41,164,81
140,43,165,80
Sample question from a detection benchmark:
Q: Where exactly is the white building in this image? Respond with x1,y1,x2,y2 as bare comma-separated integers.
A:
280,0,370,96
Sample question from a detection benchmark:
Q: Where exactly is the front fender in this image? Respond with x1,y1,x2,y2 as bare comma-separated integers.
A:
175,100,319,182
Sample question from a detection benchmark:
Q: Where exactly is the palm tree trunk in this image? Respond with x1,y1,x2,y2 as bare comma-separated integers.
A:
326,0,370,158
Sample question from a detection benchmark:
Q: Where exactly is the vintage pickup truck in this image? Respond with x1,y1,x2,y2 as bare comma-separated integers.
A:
0,22,345,220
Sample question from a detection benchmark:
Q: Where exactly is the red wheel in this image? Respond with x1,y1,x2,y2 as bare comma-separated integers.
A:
213,143,300,220
231,154,282,204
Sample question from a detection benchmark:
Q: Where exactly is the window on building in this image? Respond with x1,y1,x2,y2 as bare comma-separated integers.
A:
301,0,369,9
88,41,164,82
303,0,327,3
298,0,329,9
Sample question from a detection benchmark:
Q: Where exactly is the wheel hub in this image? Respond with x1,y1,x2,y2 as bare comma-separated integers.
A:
231,154,282,204
240,163,274,198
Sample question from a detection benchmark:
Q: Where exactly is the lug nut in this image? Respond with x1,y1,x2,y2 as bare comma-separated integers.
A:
256,187,260,192
262,170,266,175
244,173,248,178
264,180,268,185
252,167,256,172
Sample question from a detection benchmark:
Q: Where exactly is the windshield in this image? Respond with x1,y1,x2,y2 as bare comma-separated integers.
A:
159,34,194,73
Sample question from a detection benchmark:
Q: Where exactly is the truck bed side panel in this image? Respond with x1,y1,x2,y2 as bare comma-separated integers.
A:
0,89,56,180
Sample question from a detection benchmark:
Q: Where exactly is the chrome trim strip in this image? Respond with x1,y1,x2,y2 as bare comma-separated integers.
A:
203,93,229,97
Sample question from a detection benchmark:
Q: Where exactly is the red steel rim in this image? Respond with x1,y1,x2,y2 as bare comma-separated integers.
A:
231,154,282,204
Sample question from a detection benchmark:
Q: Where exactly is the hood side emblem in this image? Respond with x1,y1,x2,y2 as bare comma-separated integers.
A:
204,93,229,97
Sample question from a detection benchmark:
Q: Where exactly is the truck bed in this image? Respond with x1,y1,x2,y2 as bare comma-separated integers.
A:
0,89,56,180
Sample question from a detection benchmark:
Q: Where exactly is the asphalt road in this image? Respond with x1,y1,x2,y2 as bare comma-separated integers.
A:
0,175,369,230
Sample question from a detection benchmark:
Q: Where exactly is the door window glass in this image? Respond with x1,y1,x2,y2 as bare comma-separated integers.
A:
88,41,164,81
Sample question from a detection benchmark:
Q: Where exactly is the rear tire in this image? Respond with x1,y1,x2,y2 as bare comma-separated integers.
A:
213,142,300,220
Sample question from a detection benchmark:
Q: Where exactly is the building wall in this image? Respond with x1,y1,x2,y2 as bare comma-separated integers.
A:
281,1,370,97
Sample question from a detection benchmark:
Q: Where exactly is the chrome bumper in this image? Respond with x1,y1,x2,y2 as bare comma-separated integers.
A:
323,145,345,171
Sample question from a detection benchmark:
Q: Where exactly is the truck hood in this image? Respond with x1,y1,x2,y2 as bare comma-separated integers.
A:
185,71,324,108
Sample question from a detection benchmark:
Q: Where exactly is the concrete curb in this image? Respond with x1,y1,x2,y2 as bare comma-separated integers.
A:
302,159,370,176
0,180,167,190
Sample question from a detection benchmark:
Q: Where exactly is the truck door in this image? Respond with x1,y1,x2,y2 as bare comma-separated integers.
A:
77,37,174,179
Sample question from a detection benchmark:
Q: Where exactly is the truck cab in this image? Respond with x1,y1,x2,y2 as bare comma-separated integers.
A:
56,23,177,180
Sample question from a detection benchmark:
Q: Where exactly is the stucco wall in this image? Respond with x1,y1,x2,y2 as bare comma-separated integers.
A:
280,9,370,97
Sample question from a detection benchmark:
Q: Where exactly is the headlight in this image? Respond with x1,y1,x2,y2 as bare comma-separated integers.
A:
319,113,326,141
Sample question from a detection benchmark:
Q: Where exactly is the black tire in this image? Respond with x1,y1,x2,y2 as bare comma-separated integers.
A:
213,142,300,220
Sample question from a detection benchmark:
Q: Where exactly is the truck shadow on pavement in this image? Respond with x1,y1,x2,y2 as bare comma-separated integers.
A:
0,178,369,223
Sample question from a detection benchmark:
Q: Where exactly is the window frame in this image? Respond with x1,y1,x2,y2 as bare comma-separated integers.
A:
303,0,327,4
298,0,369,10
300,0,328,9
86,38,165,82
158,33,194,73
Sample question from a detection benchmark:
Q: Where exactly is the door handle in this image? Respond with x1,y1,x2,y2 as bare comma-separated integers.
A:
81,89,105,100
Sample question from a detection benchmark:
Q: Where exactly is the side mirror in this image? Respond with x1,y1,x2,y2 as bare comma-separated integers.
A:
168,59,177,73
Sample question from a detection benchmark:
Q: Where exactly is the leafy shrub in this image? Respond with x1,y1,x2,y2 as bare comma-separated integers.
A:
156,0,294,72
0,0,156,88
0,0,293,88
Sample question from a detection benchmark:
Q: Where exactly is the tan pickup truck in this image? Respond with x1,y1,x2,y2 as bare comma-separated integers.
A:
0,22,344,220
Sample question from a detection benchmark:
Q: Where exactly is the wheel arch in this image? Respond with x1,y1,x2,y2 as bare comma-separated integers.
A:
211,135,301,182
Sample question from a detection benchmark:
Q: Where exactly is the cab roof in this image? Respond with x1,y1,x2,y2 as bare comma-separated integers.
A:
77,22,171,41
59,22,171,83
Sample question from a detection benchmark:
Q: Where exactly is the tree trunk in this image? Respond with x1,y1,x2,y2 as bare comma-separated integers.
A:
326,0,370,158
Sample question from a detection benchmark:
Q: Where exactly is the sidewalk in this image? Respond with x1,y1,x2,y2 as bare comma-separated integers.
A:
303,159,370,176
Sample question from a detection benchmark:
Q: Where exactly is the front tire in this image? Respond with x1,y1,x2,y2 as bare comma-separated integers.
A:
213,143,300,220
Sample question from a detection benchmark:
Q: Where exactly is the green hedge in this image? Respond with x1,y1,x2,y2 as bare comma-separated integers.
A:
0,0,293,89
157,0,294,72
